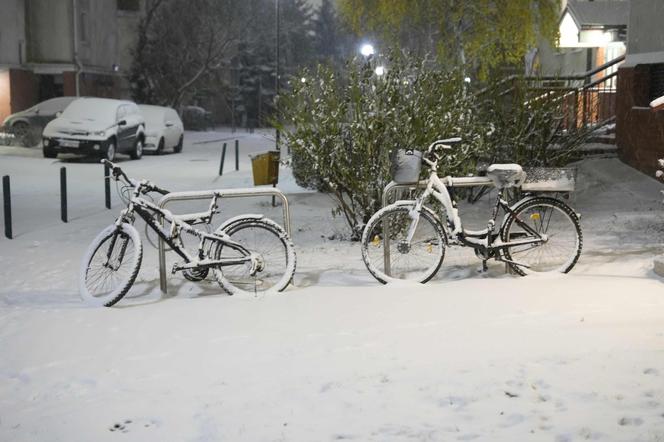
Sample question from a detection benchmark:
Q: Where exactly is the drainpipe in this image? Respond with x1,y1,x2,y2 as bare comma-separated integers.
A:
72,0,82,96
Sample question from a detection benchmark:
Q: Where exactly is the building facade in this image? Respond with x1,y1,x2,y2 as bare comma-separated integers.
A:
0,0,142,122
616,0,664,176
536,0,628,77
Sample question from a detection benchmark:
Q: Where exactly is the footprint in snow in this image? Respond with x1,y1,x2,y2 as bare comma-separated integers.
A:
578,427,603,440
108,419,156,433
109,420,132,433
618,417,643,426
643,368,659,375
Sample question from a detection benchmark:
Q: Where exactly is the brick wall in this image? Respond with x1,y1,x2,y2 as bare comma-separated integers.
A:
616,66,664,177
9,68,38,114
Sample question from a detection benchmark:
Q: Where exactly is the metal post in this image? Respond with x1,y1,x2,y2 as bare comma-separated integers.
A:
235,139,239,171
219,142,227,176
2,175,12,239
157,187,292,295
275,0,281,152
104,163,111,209
60,167,68,223
158,212,167,294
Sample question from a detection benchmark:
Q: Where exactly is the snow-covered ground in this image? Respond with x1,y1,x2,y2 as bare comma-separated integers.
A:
1,132,664,441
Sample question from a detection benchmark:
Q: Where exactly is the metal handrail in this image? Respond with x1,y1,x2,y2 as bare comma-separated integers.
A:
156,187,292,295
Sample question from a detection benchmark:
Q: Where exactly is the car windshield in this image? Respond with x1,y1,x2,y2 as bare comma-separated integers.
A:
61,99,118,122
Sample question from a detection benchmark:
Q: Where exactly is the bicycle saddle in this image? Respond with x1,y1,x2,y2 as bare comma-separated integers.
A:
486,164,526,188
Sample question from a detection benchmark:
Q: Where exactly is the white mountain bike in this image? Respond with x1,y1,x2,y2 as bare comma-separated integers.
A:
80,160,296,306
361,138,582,283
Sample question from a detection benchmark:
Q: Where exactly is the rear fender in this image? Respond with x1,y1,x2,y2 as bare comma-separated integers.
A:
500,195,579,233
215,214,264,234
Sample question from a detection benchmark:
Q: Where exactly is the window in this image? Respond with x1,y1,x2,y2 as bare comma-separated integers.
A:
79,0,89,43
117,0,140,12
116,105,127,121
650,64,664,102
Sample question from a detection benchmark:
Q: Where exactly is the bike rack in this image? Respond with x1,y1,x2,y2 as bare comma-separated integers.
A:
381,177,494,276
157,187,292,295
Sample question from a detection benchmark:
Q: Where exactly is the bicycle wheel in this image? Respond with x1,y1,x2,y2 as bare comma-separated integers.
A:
212,218,296,296
79,223,143,307
501,197,582,275
361,204,446,284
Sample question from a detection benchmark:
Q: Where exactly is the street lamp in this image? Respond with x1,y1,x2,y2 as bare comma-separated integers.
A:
360,43,375,58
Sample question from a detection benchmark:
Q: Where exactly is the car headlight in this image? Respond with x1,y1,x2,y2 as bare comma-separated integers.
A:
42,137,50,147
92,130,105,137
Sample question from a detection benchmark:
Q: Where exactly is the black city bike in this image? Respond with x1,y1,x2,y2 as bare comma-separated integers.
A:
79,160,296,306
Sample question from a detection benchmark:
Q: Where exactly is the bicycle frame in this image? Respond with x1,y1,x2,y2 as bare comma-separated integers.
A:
115,183,254,274
403,168,546,264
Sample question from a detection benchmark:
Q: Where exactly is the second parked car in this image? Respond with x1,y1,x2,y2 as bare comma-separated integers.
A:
42,98,145,161
2,96,78,146
138,104,184,154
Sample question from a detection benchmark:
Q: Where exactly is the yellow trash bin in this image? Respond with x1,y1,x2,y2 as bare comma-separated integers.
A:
251,150,280,186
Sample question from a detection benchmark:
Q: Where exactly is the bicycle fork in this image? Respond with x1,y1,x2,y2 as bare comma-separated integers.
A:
104,230,129,271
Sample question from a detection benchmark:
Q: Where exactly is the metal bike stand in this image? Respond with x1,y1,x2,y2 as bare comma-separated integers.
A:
157,187,292,295
381,177,494,276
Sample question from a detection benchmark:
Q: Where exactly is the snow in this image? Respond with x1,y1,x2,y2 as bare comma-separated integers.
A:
2,132,664,441
650,95,664,111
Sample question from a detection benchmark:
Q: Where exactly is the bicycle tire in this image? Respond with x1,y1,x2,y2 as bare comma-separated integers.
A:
211,218,296,296
501,197,582,275
79,223,143,307
361,203,446,284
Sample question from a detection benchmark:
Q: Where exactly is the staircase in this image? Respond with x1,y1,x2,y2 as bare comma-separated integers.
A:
525,55,625,157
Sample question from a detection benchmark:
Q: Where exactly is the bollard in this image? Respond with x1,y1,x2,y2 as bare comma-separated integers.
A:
219,142,227,176
235,139,239,171
2,175,12,239
104,162,111,209
60,167,68,223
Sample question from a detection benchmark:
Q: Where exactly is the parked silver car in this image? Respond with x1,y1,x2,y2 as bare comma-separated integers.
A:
138,104,184,154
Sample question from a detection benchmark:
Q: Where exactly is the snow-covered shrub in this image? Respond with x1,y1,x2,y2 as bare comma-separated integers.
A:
276,51,485,238
476,76,591,167
474,76,594,167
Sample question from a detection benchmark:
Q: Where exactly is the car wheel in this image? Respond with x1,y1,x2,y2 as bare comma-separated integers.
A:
12,122,31,147
104,140,116,162
174,135,183,153
43,145,57,159
130,138,143,160
156,137,165,155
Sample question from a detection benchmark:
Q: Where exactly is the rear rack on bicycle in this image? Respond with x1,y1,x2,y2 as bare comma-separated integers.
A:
156,187,292,295
521,167,576,192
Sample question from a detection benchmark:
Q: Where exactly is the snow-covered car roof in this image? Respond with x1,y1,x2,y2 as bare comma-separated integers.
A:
62,98,135,122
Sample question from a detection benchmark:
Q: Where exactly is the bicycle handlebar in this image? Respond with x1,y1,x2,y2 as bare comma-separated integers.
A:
426,137,462,154
101,159,170,195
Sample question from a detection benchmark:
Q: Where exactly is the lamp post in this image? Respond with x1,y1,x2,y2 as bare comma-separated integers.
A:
274,0,281,151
